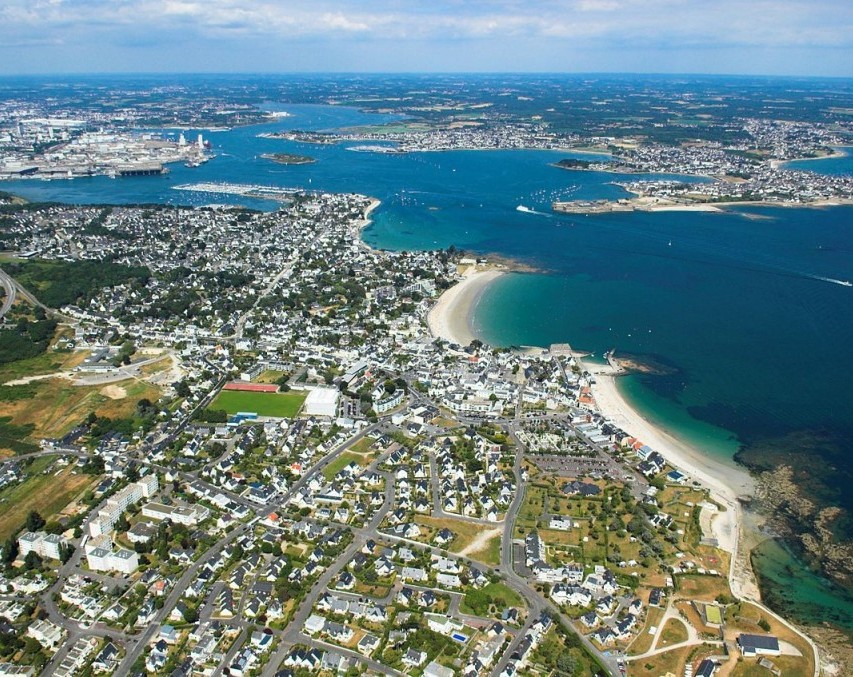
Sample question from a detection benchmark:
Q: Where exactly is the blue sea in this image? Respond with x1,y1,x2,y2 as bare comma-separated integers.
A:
7,104,853,629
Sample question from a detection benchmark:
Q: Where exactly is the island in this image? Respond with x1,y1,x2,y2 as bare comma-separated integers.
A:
260,152,317,165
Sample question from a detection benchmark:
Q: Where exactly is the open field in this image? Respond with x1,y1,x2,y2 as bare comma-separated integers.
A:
627,606,665,656
467,533,502,566
415,515,500,565
725,601,814,676
0,457,95,540
211,389,307,418
658,618,689,647
0,375,160,452
323,451,373,481
0,346,88,384
460,582,524,616
631,645,692,676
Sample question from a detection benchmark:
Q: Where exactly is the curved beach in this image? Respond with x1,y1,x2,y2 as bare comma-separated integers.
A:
427,268,504,346
583,357,760,599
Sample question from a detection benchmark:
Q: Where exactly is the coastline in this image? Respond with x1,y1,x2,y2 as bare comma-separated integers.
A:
582,356,760,598
772,146,850,170
427,267,505,347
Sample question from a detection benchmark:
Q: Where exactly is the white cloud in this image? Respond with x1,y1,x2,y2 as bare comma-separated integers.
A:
0,0,850,66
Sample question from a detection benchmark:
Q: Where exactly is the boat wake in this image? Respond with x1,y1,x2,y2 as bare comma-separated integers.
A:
516,205,552,217
809,275,852,287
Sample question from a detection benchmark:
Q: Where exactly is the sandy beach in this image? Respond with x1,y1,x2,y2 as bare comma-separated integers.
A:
582,357,761,599
427,267,504,346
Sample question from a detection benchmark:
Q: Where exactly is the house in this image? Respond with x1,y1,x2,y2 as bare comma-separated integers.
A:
737,634,781,657
424,661,455,677
374,557,395,577
591,627,616,646
580,612,598,628
304,614,326,635
696,659,718,677
336,571,355,590
357,633,380,656
548,516,573,531
435,528,454,545
91,642,119,672
159,624,179,644
325,622,354,643
401,566,428,582
403,649,427,668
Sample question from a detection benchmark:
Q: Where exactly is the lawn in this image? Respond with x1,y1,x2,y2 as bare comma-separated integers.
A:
323,451,372,481
460,582,524,616
211,389,307,418
0,458,95,540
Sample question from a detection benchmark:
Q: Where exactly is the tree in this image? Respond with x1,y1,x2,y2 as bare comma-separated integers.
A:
24,550,42,570
59,543,75,564
25,510,45,532
2,538,18,564
174,380,192,398
556,652,579,674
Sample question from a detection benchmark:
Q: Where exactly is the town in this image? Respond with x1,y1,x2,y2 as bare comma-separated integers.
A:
0,190,816,676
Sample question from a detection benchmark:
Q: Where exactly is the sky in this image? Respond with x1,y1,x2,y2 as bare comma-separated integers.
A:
1,0,851,77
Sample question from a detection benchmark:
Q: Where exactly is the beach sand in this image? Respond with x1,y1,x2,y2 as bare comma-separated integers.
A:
583,358,761,599
427,267,504,346
427,261,763,599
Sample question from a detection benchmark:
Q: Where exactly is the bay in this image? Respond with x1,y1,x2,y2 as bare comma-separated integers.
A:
6,101,853,628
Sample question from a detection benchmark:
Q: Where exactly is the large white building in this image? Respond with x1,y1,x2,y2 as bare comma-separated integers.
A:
142,501,210,526
18,531,67,560
89,474,159,537
303,387,339,417
86,546,139,575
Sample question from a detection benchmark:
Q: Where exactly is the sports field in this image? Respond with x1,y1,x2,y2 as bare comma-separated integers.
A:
211,389,307,418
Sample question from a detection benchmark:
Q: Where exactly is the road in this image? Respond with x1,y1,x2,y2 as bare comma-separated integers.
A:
0,268,16,320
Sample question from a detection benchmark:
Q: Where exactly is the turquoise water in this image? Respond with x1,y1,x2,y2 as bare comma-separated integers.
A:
784,146,853,176
6,103,853,628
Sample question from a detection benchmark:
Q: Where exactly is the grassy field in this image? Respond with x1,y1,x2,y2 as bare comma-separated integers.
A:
630,645,692,677
348,436,378,455
627,606,665,656
323,451,372,481
725,601,815,677
468,533,502,566
211,389,307,418
675,574,730,601
658,618,689,647
0,457,95,540
460,582,524,616
255,370,287,384
0,377,160,449
414,515,496,558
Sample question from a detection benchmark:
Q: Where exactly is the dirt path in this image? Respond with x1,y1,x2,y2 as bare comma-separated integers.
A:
4,371,74,386
458,527,501,557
